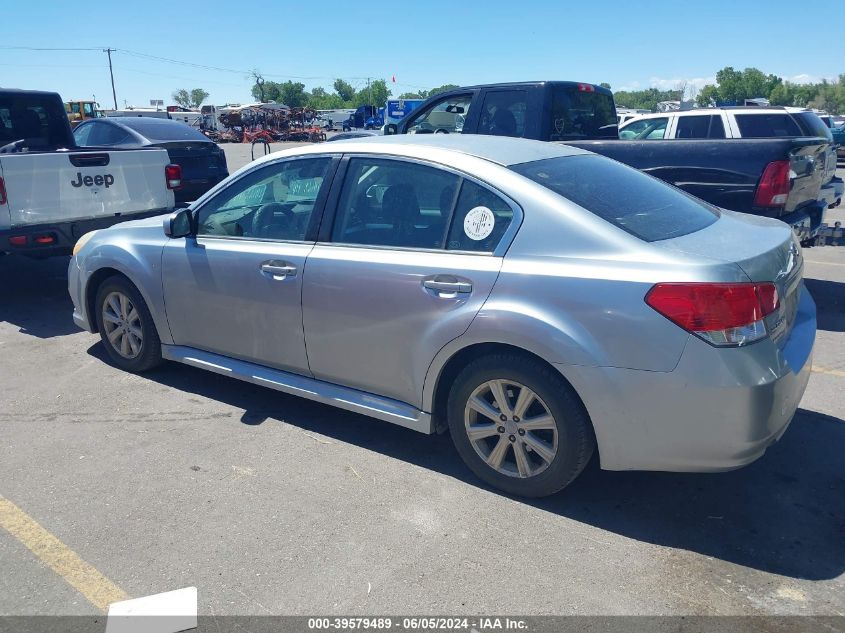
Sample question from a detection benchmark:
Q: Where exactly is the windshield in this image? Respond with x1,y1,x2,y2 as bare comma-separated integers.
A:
511,154,719,242
548,86,618,140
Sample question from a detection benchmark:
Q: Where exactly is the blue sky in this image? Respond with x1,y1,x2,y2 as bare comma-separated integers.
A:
0,0,838,108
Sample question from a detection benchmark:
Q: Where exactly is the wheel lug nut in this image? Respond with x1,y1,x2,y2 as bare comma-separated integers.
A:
513,415,520,422
497,426,505,434
499,414,507,421
508,435,516,442
518,429,525,436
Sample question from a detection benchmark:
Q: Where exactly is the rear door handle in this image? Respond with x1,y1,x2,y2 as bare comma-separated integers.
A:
423,279,472,294
260,261,297,279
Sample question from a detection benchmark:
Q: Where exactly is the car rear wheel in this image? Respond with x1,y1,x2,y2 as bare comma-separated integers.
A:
447,354,595,497
95,276,162,372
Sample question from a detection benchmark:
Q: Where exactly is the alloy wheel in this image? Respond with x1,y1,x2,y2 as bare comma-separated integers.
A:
101,291,143,359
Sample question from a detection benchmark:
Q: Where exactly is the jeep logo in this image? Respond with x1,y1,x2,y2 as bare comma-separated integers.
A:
70,172,115,188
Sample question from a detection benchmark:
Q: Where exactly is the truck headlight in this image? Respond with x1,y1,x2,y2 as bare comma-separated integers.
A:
72,231,98,257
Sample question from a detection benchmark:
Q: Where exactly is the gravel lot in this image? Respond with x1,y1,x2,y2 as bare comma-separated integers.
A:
0,153,842,619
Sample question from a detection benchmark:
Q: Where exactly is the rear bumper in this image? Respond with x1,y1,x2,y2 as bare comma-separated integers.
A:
560,284,816,472
0,209,170,256
779,202,826,241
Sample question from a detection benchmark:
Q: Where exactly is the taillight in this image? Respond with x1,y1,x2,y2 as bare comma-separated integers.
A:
165,164,182,190
646,282,780,347
577,83,596,92
8,235,26,246
754,160,791,208
0,176,6,205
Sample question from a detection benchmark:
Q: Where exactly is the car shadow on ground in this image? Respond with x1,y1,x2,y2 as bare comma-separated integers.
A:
0,254,78,339
804,277,845,333
87,343,845,581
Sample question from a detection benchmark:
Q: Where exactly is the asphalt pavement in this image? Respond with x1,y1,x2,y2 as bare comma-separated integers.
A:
0,156,842,620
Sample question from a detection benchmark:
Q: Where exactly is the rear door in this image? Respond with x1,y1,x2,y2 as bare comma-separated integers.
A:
302,156,519,409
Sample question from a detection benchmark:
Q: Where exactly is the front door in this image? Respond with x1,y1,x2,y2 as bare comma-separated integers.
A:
162,156,336,375
302,156,518,409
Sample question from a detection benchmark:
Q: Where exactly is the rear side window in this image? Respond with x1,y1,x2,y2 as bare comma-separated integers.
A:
0,94,69,149
445,180,514,252
478,90,527,138
792,112,833,141
734,114,801,137
511,155,719,242
675,115,725,139
548,86,617,140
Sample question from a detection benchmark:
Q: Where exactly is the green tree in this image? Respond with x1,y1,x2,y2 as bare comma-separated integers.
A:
599,82,611,90
696,84,719,107
333,79,356,102
398,91,424,99
277,81,308,107
172,88,210,108
425,83,459,98
355,79,391,106
189,88,209,108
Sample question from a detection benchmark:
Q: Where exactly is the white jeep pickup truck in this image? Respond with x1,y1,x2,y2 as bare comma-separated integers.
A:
0,89,180,256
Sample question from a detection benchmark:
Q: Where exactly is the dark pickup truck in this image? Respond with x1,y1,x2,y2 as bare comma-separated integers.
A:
386,81,832,239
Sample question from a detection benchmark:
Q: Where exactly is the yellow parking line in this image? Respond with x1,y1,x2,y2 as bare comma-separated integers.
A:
0,495,128,612
812,366,845,378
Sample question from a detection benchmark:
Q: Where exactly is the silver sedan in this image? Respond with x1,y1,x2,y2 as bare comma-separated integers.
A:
68,135,816,497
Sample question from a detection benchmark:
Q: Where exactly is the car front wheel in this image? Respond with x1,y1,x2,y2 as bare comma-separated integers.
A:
447,354,595,497
94,275,163,372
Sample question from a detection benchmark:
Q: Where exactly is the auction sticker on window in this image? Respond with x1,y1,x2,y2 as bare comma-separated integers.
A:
463,206,495,241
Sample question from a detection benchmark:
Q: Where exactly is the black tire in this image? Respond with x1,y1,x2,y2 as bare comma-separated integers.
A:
447,353,595,497
94,275,163,373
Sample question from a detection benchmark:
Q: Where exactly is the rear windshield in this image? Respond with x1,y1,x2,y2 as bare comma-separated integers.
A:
734,113,801,137
792,112,833,141
511,155,719,242
116,118,209,142
0,94,71,149
548,86,618,140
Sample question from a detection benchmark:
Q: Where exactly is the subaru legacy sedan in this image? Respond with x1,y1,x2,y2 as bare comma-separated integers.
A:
68,136,816,497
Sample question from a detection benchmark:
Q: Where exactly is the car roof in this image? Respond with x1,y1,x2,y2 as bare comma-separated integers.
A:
106,116,210,141
259,134,589,167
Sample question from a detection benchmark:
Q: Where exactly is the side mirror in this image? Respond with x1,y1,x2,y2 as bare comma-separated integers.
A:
384,123,398,135
164,208,193,238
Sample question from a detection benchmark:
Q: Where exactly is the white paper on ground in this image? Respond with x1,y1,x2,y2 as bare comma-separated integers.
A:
106,586,197,633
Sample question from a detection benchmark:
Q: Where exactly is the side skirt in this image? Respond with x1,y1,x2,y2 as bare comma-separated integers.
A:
161,345,434,434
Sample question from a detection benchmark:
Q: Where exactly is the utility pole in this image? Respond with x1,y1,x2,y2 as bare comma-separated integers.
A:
367,77,371,106
103,48,117,110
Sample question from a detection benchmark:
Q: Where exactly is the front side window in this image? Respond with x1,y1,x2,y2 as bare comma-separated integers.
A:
619,117,668,140
331,158,460,249
405,94,472,134
478,90,527,137
197,158,331,240
83,103,95,116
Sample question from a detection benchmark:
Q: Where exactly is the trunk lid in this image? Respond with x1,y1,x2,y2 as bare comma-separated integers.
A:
655,210,803,346
159,141,224,183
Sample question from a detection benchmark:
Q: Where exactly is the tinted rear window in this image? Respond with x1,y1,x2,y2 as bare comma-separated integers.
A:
117,118,210,142
734,113,801,137
511,155,719,242
793,112,833,141
0,94,70,149
548,87,617,140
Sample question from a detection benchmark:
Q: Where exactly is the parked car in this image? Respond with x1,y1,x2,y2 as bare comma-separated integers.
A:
73,117,228,204
386,81,619,139
1,89,178,257
616,107,842,211
69,135,815,497
364,114,384,130
389,85,837,238
832,123,845,160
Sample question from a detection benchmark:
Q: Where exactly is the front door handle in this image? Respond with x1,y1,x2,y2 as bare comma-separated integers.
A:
423,279,472,294
260,261,297,279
